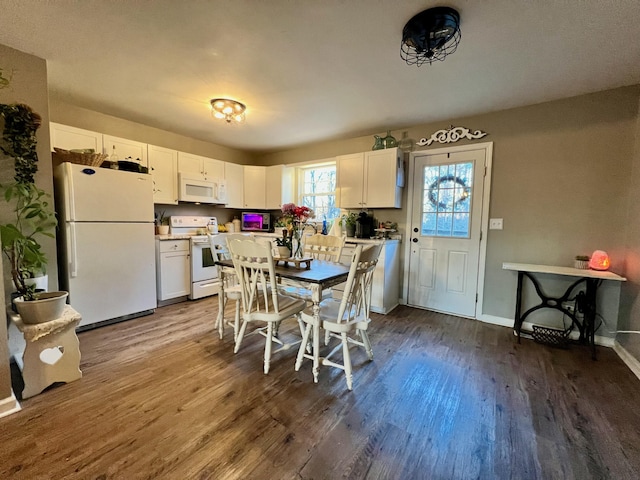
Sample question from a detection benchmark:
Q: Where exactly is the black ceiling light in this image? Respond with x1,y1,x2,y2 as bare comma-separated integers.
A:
400,6,461,66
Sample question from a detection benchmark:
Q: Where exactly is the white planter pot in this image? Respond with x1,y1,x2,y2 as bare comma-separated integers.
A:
14,291,68,324
156,225,170,235
24,274,48,291
276,246,291,258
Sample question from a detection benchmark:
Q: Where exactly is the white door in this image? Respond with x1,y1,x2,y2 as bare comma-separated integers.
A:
407,148,486,317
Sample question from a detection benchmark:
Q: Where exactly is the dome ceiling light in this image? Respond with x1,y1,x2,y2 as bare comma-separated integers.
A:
400,6,461,66
210,98,246,124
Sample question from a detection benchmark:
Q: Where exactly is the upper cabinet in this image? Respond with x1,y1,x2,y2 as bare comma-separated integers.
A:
224,162,244,209
50,123,103,153
177,152,224,180
266,164,294,210
243,165,266,209
103,135,148,168
148,145,178,205
337,147,403,209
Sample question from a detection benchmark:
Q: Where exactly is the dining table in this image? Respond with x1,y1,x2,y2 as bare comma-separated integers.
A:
215,258,351,382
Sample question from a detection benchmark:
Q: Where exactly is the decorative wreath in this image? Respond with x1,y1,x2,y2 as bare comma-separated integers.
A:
428,175,470,210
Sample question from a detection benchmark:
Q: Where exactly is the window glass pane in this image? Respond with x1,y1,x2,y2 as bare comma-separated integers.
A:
422,160,474,238
437,213,453,236
422,213,436,235
453,213,470,237
300,164,338,220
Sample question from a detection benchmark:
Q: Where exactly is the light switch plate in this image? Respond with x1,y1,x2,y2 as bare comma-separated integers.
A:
489,218,503,230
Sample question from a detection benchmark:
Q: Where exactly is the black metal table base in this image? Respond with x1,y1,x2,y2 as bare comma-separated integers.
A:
514,271,601,359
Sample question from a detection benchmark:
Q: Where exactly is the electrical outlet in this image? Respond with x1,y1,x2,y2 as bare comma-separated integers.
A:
489,218,503,230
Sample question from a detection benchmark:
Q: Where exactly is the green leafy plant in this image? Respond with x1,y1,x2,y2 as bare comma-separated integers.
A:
274,228,292,250
341,212,358,227
0,103,57,300
155,210,167,226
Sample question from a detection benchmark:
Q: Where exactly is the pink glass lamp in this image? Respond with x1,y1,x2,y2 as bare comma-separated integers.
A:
589,250,610,271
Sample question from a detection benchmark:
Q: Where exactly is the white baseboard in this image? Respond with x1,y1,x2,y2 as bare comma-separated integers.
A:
0,391,21,419
477,314,614,347
613,341,640,381
477,314,514,327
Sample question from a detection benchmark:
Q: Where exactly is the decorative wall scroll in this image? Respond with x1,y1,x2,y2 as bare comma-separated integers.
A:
416,125,488,147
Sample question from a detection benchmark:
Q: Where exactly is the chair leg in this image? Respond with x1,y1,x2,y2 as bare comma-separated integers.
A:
324,329,330,346
234,320,248,353
264,322,273,374
341,332,353,390
233,299,240,342
360,329,373,361
295,322,312,371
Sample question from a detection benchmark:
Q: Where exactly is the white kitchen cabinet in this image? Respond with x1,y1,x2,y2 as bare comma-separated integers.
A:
243,165,267,209
148,145,178,205
266,164,294,210
224,162,244,209
337,147,403,209
156,239,190,301
177,152,224,180
103,135,148,168
335,240,400,314
50,123,103,153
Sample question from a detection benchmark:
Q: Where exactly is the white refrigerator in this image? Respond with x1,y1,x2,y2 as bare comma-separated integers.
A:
54,162,157,328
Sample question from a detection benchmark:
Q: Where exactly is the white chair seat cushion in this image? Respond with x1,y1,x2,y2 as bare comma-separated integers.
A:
245,292,306,322
301,298,370,333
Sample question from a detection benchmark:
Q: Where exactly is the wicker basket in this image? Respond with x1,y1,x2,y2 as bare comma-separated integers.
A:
531,325,570,348
53,148,108,167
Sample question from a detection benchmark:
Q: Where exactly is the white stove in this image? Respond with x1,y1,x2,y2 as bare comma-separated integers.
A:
169,216,220,300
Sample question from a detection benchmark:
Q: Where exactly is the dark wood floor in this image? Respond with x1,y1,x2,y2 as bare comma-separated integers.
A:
2,300,640,479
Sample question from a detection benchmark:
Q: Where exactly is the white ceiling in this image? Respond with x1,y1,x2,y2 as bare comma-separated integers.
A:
1,0,639,153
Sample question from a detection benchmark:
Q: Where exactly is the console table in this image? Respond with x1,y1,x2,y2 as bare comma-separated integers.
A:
503,263,626,359
9,305,82,399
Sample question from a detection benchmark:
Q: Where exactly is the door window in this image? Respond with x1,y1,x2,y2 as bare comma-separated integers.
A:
422,161,473,238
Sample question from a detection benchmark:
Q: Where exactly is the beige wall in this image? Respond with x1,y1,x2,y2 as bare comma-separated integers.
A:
257,86,640,329
0,43,53,410
49,98,256,165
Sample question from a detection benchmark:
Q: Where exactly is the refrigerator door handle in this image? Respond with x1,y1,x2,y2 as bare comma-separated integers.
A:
69,223,78,277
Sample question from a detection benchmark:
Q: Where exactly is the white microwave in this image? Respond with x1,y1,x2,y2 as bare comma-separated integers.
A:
178,173,227,204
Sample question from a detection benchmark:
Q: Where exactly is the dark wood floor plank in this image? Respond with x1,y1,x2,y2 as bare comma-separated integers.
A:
2,302,640,479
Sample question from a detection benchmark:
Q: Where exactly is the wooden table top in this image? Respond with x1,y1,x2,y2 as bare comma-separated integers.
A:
216,259,350,285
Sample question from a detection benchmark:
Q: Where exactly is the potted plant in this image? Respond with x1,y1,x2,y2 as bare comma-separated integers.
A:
155,210,169,234
0,103,67,323
341,212,357,237
274,228,292,258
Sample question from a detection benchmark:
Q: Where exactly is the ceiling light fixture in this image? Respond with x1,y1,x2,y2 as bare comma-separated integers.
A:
400,6,461,66
210,98,246,123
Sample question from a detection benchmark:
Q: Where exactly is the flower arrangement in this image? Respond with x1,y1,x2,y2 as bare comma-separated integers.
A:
281,203,315,258
281,203,315,224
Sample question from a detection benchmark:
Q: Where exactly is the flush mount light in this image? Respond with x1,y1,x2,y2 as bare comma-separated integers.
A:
210,98,246,123
400,6,461,66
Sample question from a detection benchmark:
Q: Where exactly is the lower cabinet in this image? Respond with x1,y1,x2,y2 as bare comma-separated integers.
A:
335,239,400,314
156,239,190,302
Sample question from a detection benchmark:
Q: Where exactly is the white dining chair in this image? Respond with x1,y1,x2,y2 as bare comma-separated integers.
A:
228,237,306,374
303,234,345,262
208,234,242,340
295,243,382,390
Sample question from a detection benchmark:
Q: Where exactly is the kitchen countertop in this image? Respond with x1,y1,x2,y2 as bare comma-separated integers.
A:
156,233,401,243
155,234,193,240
